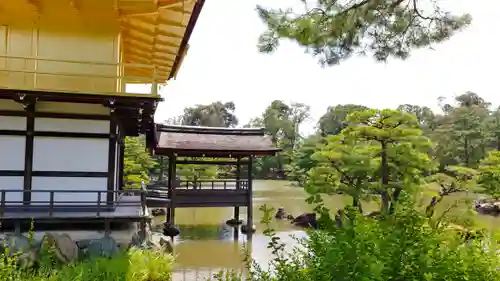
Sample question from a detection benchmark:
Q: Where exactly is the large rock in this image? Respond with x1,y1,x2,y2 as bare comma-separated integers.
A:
1,234,40,268
151,209,166,217
275,207,286,219
2,234,32,254
152,232,173,253
241,224,256,234
225,218,243,227
163,222,180,238
131,232,173,253
43,233,79,264
291,213,318,229
474,199,500,215
16,249,38,269
76,236,119,258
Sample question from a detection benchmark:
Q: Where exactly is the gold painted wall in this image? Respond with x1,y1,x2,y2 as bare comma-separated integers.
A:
0,1,122,94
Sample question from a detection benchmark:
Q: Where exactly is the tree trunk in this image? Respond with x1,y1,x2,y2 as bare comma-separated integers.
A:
380,141,390,213
464,136,470,166
389,188,402,214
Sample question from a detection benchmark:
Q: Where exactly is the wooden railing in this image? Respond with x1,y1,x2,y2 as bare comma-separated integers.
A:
0,55,159,95
0,188,148,219
176,179,249,191
173,267,246,281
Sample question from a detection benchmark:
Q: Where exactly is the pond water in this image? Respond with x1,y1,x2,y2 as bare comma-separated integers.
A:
166,180,500,281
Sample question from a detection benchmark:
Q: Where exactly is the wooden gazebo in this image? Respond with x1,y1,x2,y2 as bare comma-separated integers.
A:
148,124,280,235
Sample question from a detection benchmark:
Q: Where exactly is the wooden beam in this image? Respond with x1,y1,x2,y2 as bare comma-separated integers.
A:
123,51,172,69
122,20,183,40
175,159,249,165
122,29,180,49
158,0,195,8
124,37,178,56
123,44,176,62
168,6,193,14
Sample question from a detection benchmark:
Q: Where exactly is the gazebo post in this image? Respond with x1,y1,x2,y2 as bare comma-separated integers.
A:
170,154,177,225
166,154,175,223
233,157,241,240
234,157,241,221
246,156,253,238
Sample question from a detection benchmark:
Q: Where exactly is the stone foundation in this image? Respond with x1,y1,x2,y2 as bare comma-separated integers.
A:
0,221,173,267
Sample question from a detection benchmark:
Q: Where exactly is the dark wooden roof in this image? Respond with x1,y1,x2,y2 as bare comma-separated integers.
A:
154,124,280,157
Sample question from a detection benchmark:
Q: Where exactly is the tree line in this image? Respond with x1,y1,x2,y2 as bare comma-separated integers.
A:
122,91,500,195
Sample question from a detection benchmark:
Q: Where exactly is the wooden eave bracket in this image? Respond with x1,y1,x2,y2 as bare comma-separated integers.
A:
26,0,43,13
14,93,38,110
69,0,82,13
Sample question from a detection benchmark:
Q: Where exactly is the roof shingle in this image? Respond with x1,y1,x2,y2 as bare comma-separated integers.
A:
155,125,280,157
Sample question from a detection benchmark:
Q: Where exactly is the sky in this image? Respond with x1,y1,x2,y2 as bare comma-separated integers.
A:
151,0,499,134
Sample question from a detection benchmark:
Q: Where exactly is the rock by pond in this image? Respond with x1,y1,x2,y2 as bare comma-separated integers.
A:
291,213,318,229
77,236,120,258
275,207,286,219
151,209,166,217
0,226,174,269
45,233,80,263
225,218,243,227
474,199,500,215
240,224,256,234
163,222,180,238
275,207,294,220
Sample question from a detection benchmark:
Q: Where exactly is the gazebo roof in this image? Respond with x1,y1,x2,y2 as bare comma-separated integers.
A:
154,124,281,157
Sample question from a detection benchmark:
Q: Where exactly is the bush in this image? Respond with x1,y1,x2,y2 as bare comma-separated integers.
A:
0,246,174,281
213,206,500,281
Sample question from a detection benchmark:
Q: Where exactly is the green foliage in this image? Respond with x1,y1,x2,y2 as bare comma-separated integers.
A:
248,101,311,179
430,165,479,194
309,109,436,213
302,208,500,281
478,151,500,199
178,101,239,127
177,158,218,183
214,204,500,281
0,246,173,281
317,104,368,135
307,134,375,208
123,136,155,188
256,0,471,65
285,134,323,185
432,92,491,168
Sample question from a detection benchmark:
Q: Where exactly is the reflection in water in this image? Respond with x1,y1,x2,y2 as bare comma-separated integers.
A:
176,224,235,241
168,180,318,281
168,180,499,281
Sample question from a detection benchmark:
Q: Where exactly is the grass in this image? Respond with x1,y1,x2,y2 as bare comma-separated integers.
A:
0,246,174,281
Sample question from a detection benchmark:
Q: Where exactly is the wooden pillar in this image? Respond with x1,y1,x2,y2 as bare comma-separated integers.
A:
167,154,177,224
234,157,241,220
23,102,35,205
118,139,124,189
107,113,117,205
234,157,241,240
246,156,253,237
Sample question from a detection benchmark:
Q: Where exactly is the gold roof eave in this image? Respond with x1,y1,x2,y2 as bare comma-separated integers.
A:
121,0,204,84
